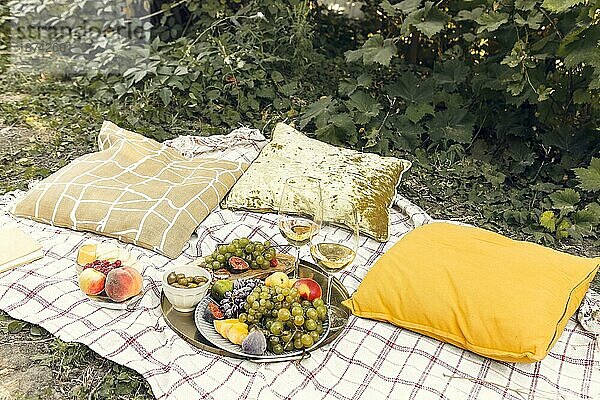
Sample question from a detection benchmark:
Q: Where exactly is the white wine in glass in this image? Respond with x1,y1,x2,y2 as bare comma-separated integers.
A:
277,176,322,278
278,217,320,247
310,242,356,273
309,198,358,328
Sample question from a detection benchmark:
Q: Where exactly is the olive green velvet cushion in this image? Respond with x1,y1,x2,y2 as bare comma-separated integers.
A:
222,123,411,241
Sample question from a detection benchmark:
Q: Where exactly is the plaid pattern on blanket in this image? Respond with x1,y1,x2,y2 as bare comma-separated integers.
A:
0,131,598,400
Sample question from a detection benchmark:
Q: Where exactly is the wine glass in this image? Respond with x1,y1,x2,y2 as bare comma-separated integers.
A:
309,198,359,328
277,176,322,278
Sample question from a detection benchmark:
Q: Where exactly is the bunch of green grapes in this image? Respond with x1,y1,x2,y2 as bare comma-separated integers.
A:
238,284,328,354
205,237,277,270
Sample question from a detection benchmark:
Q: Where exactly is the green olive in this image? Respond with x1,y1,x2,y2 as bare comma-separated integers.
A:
188,283,198,288
177,277,189,286
167,272,177,284
194,276,207,284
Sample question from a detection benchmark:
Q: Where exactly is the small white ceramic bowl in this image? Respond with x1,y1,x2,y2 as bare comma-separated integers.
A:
162,265,211,312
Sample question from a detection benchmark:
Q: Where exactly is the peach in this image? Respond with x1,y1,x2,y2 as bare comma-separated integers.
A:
105,267,143,302
79,268,106,296
226,322,249,345
293,278,322,301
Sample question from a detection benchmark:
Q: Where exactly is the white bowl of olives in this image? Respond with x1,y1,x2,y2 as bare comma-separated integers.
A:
162,265,211,312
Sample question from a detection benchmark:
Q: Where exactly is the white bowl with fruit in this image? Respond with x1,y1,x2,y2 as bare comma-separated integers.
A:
162,265,212,312
76,242,144,309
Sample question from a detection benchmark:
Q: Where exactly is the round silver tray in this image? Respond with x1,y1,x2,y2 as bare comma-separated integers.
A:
160,260,350,362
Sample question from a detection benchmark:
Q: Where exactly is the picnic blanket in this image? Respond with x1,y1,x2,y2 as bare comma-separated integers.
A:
0,129,599,400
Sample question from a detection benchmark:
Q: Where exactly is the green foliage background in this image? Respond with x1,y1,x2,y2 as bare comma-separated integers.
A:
0,2,599,398
2,0,600,243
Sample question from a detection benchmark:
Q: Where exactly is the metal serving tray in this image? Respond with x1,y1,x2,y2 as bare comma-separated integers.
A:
160,260,350,362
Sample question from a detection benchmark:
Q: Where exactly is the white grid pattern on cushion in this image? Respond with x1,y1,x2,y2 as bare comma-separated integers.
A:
10,121,267,258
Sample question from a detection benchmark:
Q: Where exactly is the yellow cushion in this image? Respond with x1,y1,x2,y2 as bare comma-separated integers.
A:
342,222,599,363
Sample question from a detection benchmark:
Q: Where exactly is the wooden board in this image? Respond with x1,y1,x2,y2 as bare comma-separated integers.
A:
185,253,295,281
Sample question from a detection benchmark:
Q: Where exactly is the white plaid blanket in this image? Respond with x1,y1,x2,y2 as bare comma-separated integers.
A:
0,129,598,400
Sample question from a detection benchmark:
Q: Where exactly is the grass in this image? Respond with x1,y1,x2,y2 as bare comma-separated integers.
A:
0,310,153,400
0,72,154,400
0,67,598,399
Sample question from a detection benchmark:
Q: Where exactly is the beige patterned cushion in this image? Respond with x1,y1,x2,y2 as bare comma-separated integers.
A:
12,121,248,258
222,123,411,241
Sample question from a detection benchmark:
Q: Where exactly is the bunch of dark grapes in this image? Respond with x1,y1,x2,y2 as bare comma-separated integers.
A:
238,284,328,354
219,278,262,318
205,237,277,270
82,259,122,275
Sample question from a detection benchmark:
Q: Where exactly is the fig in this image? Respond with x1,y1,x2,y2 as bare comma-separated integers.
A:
227,256,250,273
203,300,224,322
241,329,267,355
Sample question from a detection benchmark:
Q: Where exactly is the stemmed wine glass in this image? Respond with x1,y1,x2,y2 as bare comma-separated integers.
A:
309,198,359,328
277,176,322,278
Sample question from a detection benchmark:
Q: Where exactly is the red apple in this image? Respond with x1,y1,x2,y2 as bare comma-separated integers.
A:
293,278,322,301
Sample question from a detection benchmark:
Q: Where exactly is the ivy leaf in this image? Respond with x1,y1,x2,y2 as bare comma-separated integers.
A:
574,157,600,191
413,7,450,38
540,210,556,232
316,114,358,146
357,73,373,88
380,0,422,15
345,91,381,123
396,0,422,13
385,73,434,103
475,11,509,33
556,219,571,239
426,108,475,144
456,8,483,21
402,2,450,38
404,102,434,123
338,74,373,97
515,0,538,10
559,26,600,69
300,96,335,129
345,34,398,66
549,188,580,211
514,11,543,29
542,0,584,13
371,115,424,152
159,87,172,107
433,60,469,90
569,205,600,238
339,79,358,97
330,113,357,133
380,0,398,16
